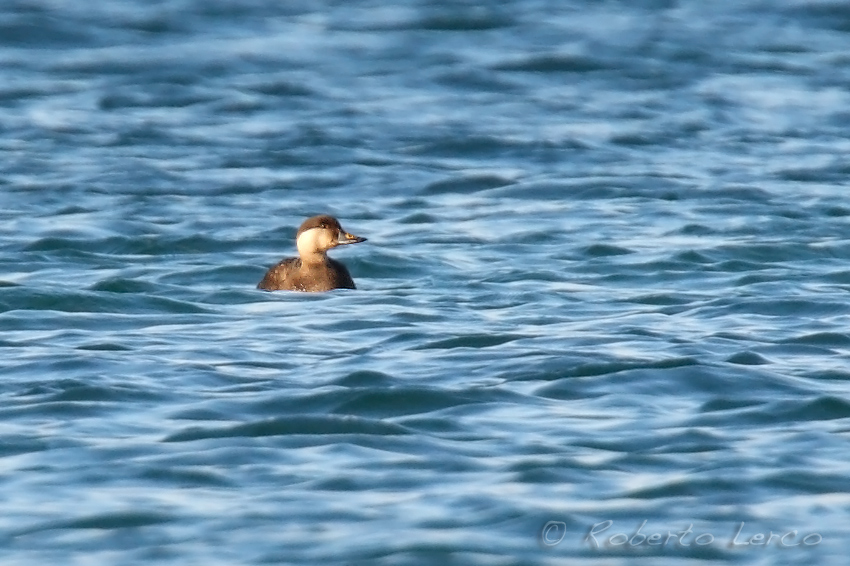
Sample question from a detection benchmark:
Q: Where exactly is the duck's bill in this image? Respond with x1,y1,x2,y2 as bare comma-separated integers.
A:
337,232,367,245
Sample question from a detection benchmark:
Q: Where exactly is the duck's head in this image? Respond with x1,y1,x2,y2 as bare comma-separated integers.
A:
296,215,366,257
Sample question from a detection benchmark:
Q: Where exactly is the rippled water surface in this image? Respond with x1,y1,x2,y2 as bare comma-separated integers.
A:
2,1,850,565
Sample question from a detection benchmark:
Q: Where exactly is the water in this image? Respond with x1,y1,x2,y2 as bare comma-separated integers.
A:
1,1,850,564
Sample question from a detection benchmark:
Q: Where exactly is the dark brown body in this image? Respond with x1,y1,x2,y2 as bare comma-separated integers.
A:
257,257,356,292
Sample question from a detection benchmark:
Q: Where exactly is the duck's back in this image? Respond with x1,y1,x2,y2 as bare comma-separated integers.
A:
257,257,300,291
257,257,355,292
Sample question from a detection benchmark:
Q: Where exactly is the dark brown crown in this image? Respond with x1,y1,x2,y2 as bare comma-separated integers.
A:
296,215,342,238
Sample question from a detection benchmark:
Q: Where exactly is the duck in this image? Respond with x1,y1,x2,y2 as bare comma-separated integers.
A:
257,215,366,292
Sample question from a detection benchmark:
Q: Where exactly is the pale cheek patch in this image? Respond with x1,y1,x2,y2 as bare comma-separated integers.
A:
296,228,323,256
297,228,337,255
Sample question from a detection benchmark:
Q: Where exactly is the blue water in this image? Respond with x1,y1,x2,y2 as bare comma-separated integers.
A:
2,1,850,564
